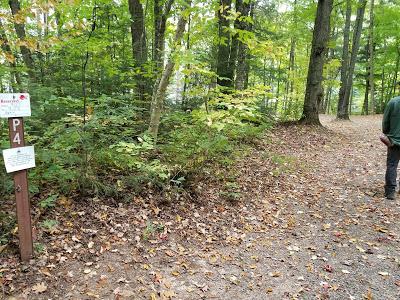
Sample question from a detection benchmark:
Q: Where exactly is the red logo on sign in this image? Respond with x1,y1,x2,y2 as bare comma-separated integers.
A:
19,95,26,100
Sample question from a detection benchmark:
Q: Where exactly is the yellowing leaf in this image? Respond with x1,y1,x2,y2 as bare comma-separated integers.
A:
161,290,176,299
150,293,158,300
171,270,180,276
268,271,281,277
32,282,47,293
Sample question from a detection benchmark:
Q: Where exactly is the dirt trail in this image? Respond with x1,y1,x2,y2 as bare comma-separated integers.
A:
2,115,400,300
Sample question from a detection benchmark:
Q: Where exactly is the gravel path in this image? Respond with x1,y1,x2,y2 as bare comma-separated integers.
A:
3,115,399,300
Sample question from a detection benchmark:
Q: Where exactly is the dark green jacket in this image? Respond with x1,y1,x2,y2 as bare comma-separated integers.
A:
383,96,400,146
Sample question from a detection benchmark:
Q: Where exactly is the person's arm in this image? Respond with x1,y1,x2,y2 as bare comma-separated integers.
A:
383,101,393,134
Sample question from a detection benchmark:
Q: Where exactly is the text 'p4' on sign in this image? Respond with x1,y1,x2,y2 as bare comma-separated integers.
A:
0,93,34,262
0,93,31,118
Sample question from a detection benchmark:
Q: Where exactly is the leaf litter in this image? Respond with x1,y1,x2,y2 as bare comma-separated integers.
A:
1,115,400,299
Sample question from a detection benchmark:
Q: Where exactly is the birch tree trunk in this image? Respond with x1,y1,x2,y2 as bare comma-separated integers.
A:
300,0,333,125
149,1,191,139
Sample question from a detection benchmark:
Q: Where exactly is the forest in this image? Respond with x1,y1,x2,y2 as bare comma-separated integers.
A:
1,0,400,299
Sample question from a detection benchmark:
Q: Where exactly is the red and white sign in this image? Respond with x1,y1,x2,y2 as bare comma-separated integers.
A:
0,93,31,118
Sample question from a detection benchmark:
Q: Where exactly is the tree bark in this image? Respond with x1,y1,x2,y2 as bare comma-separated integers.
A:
321,46,335,113
153,0,174,70
0,19,22,92
368,0,375,113
381,62,385,112
149,1,191,139
235,0,253,90
216,0,233,88
275,58,281,112
324,86,332,114
8,0,36,82
228,0,239,87
300,0,333,125
389,47,400,100
363,63,369,115
336,0,351,119
284,0,297,111
337,0,367,120
128,0,149,101
182,14,191,111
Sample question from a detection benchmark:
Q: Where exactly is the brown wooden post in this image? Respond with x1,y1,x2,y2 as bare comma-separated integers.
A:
8,117,33,261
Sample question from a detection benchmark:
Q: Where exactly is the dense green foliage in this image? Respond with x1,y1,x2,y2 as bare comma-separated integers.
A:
0,88,269,198
0,0,399,200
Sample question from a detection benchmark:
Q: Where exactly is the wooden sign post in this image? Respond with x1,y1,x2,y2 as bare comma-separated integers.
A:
8,118,33,261
1,94,34,261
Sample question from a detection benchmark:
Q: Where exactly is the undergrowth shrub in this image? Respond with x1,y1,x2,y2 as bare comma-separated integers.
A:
0,87,272,200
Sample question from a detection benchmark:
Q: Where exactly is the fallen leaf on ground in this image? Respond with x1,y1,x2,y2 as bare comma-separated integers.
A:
32,282,47,294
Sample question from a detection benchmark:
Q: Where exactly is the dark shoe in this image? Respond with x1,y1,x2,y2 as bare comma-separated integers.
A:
386,191,396,200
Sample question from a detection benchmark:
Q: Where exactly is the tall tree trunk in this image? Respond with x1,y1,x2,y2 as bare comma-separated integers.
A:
262,57,267,106
349,85,354,114
324,87,332,114
284,0,297,110
55,9,62,38
0,19,22,92
216,0,233,88
8,0,36,82
368,0,375,113
128,0,149,102
36,9,45,84
288,37,295,102
149,1,191,139
182,14,191,111
235,0,253,90
228,0,240,87
300,0,333,125
363,64,369,115
153,0,174,70
381,63,385,112
338,0,367,120
336,0,351,119
389,47,400,100
321,45,335,113
275,58,281,112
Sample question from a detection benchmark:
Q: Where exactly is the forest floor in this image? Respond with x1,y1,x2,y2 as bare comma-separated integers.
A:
2,115,400,300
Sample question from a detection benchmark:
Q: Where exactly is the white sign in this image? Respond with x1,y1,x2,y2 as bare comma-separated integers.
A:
0,93,31,118
2,146,35,173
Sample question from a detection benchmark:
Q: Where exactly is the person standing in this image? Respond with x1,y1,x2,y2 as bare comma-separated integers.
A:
382,95,400,199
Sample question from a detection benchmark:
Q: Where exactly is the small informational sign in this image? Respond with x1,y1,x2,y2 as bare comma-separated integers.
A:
2,146,35,173
0,93,31,118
